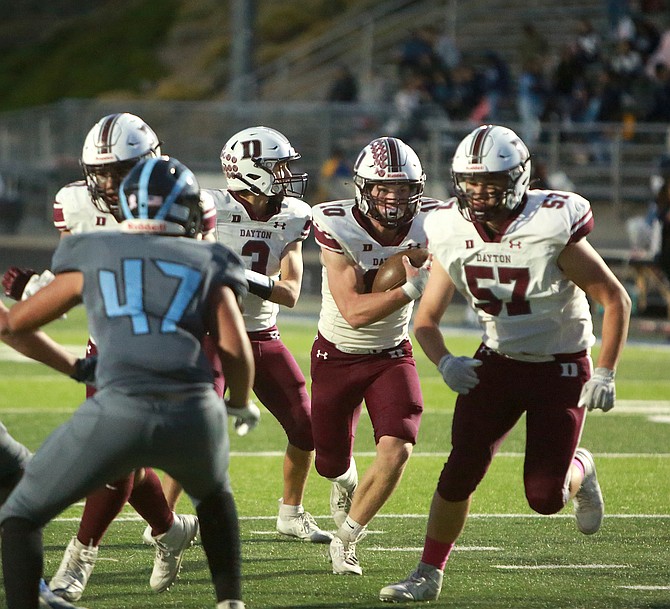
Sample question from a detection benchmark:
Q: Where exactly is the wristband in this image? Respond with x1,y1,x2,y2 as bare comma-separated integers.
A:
244,269,275,300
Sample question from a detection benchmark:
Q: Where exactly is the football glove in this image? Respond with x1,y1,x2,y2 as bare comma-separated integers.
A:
225,398,261,436
578,367,616,412
437,354,482,395
70,356,97,386
3,266,37,301
2,267,55,301
400,256,430,300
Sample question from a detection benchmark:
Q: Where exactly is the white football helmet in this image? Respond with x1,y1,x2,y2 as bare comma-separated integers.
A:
451,124,531,222
353,136,425,228
81,113,161,217
220,126,308,200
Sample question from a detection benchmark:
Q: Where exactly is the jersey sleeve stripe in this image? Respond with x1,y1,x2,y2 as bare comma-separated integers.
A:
569,208,594,243
313,223,343,253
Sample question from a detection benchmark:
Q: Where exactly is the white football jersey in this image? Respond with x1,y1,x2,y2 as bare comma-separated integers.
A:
53,181,119,233
53,180,217,236
427,189,596,359
313,198,440,351
206,189,312,332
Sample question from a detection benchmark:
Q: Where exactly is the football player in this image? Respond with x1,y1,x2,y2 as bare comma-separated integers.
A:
0,300,94,609
379,124,631,603
2,113,210,599
156,126,331,544
310,136,437,574
0,156,251,609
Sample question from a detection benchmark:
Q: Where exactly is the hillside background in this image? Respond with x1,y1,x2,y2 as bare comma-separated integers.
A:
0,0,374,111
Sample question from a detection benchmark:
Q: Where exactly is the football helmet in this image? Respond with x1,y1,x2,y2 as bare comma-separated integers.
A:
353,137,425,228
451,124,531,222
220,126,308,200
81,113,161,218
118,156,203,238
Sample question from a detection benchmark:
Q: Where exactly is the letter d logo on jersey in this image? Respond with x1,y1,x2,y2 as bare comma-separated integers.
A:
560,363,578,377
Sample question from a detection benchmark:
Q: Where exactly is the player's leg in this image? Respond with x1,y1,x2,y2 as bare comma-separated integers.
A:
159,389,244,607
252,335,331,543
380,347,524,601
522,353,601,533
333,352,422,575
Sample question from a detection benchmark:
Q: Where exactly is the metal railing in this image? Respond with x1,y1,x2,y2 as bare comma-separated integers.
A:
0,99,668,235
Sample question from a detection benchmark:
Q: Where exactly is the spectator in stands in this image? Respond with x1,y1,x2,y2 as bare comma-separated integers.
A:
517,23,550,72
575,18,603,67
517,56,549,146
476,51,512,123
644,62,670,121
395,26,444,81
327,64,359,102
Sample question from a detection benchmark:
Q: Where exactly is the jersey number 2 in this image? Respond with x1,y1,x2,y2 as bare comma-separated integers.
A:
99,259,202,335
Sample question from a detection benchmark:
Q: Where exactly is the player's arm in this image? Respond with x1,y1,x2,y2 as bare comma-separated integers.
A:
1,272,83,335
322,248,415,328
413,258,456,365
272,240,303,307
558,239,631,370
0,277,94,383
414,259,482,395
209,284,254,409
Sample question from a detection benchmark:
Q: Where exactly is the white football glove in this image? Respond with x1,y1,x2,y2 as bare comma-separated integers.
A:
22,270,56,300
578,367,616,412
225,398,261,436
401,256,430,300
437,354,483,395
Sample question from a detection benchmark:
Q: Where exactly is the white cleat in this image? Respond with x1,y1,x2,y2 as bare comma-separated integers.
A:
39,579,88,609
216,601,246,609
573,447,604,535
329,535,362,575
277,510,333,543
147,513,199,592
379,562,444,602
330,482,355,529
49,537,98,602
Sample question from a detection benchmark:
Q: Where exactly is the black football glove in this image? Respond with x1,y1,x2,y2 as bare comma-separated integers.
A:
70,356,97,386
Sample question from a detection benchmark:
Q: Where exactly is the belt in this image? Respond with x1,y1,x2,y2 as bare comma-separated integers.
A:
336,344,389,355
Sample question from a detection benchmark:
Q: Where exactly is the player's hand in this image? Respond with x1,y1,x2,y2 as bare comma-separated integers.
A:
225,398,261,436
2,266,37,301
401,255,431,300
437,354,482,394
70,356,97,386
578,368,616,412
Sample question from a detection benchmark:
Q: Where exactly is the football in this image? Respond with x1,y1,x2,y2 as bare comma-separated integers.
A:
371,248,429,293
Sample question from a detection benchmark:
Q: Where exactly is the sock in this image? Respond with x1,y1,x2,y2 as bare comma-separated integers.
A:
77,474,134,546
278,500,303,520
197,489,242,602
421,535,454,571
328,458,358,493
572,456,586,478
337,516,366,543
1,517,43,608
128,468,174,536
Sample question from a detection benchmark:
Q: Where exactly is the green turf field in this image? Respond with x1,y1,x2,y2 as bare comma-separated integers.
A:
0,305,668,609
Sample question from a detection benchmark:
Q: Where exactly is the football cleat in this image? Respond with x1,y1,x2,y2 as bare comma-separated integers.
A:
216,601,246,609
39,579,88,609
147,513,199,592
379,562,444,602
277,510,333,543
329,535,362,575
49,537,98,601
573,448,604,535
330,481,356,529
